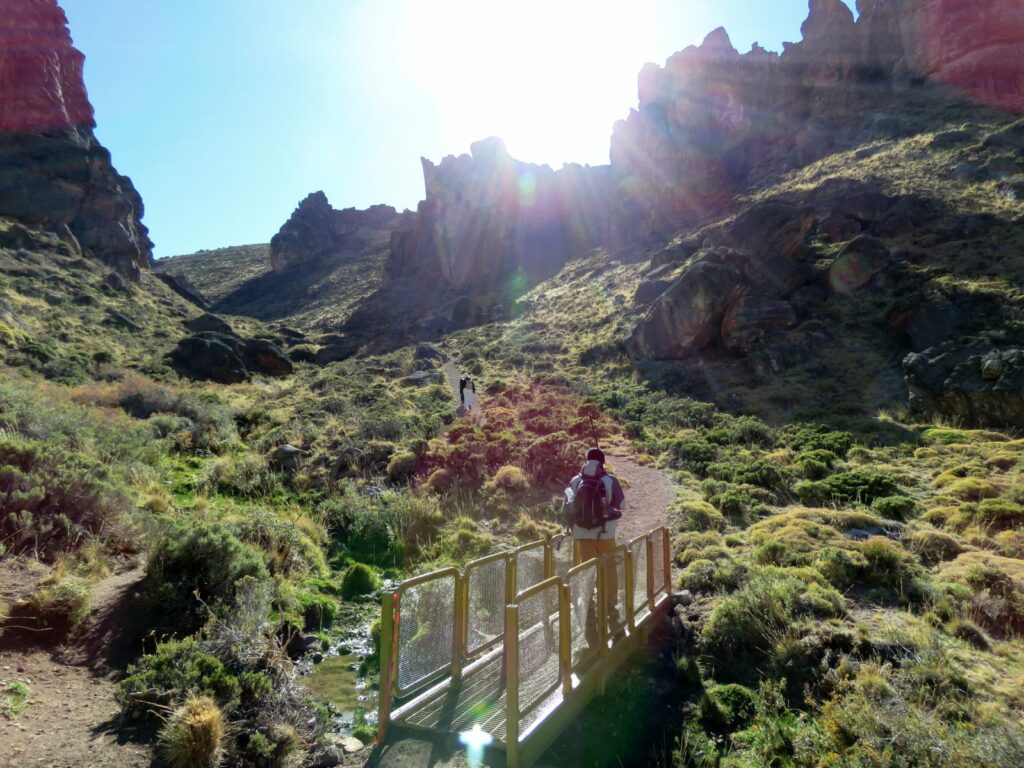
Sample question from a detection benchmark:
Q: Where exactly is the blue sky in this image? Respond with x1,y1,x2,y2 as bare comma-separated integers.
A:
61,1,856,257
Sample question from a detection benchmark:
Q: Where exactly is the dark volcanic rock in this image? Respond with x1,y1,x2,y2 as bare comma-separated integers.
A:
184,313,233,335
0,0,152,278
269,192,403,274
722,202,815,259
827,235,890,294
314,334,359,365
155,271,209,308
169,332,292,383
721,296,798,355
905,339,1024,426
169,332,250,384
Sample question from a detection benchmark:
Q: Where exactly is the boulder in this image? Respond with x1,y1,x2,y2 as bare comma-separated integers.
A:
314,335,359,365
241,338,293,377
888,300,968,352
270,444,306,473
629,260,744,359
904,339,1024,426
721,296,798,354
168,333,292,383
827,235,890,294
168,332,249,384
722,201,815,258
633,278,672,306
402,370,444,387
184,313,233,335
415,342,444,361
819,212,862,242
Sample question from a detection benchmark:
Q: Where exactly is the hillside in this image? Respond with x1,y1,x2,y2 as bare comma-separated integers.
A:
3,1,1024,768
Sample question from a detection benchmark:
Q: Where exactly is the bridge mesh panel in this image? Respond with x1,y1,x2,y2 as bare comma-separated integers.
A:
516,543,547,595
551,536,572,581
466,557,507,657
608,548,626,637
517,582,561,718
396,573,456,696
631,539,650,622
651,529,667,600
567,562,598,669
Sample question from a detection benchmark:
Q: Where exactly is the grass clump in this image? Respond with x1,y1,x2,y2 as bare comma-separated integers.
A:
1,682,30,719
157,695,226,768
676,500,727,532
341,563,381,600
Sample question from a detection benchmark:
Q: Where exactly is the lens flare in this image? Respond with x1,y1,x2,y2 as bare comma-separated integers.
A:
458,723,493,766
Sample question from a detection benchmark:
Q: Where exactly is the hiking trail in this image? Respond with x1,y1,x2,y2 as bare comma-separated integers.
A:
442,359,483,423
0,565,149,768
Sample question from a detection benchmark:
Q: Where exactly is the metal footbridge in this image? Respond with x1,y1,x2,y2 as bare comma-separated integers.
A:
375,527,672,767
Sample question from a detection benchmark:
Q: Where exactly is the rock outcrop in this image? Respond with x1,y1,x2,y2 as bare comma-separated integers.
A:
169,315,293,383
610,0,1024,240
343,138,617,347
386,137,615,293
269,192,406,274
0,0,153,278
905,338,1024,426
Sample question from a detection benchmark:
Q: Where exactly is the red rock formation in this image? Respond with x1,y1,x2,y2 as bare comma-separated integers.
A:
0,0,93,133
0,0,152,277
894,0,1024,114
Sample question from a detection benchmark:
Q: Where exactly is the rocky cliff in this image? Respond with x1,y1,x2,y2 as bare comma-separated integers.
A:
269,192,408,274
611,0,1024,239
0,0,152,279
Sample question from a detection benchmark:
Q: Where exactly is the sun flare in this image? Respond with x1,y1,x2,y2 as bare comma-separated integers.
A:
402,0,663,166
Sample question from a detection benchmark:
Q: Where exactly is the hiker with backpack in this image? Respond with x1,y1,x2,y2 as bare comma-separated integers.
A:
563,447,626,638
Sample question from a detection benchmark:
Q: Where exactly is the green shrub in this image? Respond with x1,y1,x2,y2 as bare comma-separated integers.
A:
871,495,918,521
341,563,381,600
858,537,923,594
707,459,792,493
386,451,418,483
816,546,868,589
753,540,788,566
702,572,800,659
783,425,853,457
706,415,776,448
144,519,269,633
231,509,326,577
796,471,901,507
670,437,717,474
120,638,242,713
0,439,133,561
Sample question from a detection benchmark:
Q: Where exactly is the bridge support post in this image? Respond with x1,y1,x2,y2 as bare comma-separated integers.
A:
376,590,397,745
504,602,520,768
559,584,572,699
662,528,672,595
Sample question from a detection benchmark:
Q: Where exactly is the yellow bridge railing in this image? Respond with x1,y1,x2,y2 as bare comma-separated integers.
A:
376,526,672,767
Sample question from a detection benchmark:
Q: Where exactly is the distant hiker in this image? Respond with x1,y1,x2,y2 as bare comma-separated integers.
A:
459,374,469,405
563,447,626,638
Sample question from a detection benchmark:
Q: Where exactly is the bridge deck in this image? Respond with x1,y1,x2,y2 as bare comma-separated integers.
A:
377,528,672,768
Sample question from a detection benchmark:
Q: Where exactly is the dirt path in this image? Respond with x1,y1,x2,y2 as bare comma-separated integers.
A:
442,359,482,422
0,567,150,768
605,453,674,540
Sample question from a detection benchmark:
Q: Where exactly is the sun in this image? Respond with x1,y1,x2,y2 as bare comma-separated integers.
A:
401,0,660,167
